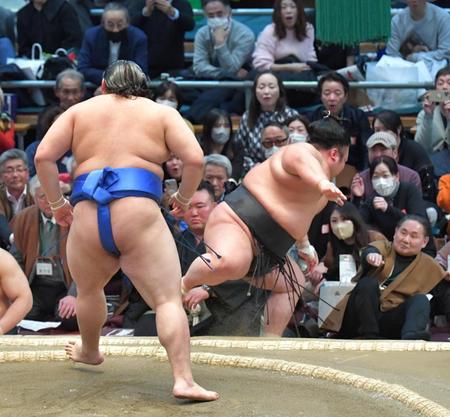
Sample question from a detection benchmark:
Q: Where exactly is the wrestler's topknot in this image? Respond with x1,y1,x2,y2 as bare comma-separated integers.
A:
307,116,350,150
103,60,151,99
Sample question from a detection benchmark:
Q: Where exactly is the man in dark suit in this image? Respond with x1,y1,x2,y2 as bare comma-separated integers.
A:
77,2,148,86
132,0,195,78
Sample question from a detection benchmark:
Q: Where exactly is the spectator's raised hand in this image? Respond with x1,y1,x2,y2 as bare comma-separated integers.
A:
373,196,388,212
155,0,173,15
423,94,436,116
351,173,364,198
143,0,155,16
366,252,384,267
442,99,450,119
212,26,230,47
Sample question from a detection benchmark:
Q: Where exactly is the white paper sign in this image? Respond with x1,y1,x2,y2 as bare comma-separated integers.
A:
36,261,53,276
339,254,356,284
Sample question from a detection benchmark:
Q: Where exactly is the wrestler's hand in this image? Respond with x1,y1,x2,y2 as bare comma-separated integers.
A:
297,244,319,274
366,253,384,267
183,287,209,310
58,295,76,319
52,200,73,227
318,179,347,206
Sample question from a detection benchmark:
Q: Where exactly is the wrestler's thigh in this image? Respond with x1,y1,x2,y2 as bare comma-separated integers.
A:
203,209,254,278
67,204,120,291
251,256,305,293
118,214,182,307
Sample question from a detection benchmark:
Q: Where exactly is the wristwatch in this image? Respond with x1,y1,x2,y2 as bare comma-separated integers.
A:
201,284,213,297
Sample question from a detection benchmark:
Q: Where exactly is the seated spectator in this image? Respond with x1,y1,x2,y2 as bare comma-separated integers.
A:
201,108,244,180
152,81,195,132
0,248,32,335
260,121,289,160
17,0,82,57
252,0,318,107
237,71,298,173
309,72,371,171
286,114,309,143
50,69,86,111
359,156,434,256
430,241,450,326
372,110,436,202
182,182,266,336
415,66,450,154
0,149,34,222
386,0,450,74
0,6,16,45
0,36,14,65
164,153,183,183
78,2,148,86
67,0,94,33
351,131,422,202
132,0,195,78
203,154,233,201
26,106,70,177
337,215,444,340
10,176,77,331
0,87,15,154
184,0,255,124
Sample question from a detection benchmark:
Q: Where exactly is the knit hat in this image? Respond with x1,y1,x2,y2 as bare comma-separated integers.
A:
366,131,397,149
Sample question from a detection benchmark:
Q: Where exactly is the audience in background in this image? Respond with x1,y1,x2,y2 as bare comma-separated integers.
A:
0,149,34,222
17,0,82,57
10,176,78,331
201,108,244,180
238,71,298,173
78,2,148,86
309,72,371,171
184,0,255,124
203,153,233,201
133,0,195,78
415,66,450,154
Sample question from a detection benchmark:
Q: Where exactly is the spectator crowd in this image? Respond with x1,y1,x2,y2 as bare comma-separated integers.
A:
0,0,449,341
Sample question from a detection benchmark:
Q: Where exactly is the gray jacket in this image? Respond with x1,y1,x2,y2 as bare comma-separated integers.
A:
193,19,255,79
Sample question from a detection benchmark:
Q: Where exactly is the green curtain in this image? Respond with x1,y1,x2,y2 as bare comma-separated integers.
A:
315,0,391,46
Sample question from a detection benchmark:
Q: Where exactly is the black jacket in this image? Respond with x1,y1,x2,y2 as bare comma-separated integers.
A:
17,0,82,57
310,103,372,171
132,0,195,77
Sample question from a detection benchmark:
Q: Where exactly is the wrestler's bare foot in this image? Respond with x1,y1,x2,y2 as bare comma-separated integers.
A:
65,341,104,365
173,380,219,402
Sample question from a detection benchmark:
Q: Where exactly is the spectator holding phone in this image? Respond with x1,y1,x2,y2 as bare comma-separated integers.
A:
415,66,450,154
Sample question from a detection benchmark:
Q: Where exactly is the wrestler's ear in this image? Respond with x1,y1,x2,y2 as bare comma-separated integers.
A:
329,147,340,162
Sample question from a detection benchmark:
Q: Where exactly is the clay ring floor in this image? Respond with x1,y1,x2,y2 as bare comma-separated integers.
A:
0,336,449,417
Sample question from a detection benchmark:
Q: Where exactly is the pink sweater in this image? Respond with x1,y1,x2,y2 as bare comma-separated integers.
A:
252,22,317,71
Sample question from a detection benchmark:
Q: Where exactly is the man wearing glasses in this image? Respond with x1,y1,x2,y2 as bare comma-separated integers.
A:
260,121,290,160
0,149,33,222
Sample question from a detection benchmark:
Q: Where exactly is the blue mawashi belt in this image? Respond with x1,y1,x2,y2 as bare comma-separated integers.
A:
70,167,162,256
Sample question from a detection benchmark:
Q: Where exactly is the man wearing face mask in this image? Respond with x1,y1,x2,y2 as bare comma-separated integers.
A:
78,2,148,86
184,0,255,124
260,122,290,160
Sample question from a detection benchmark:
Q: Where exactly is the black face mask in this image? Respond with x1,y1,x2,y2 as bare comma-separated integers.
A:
106,29,127,43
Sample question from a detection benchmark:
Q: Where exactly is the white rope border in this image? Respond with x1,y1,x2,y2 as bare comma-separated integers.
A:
0,336,449,352
0,346,449,417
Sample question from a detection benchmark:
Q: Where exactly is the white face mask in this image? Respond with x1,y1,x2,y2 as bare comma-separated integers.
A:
156,98,178,109
289,133,308,144
264,146,280,159
211,127,230,145
207,17,229,30
372,176,398,197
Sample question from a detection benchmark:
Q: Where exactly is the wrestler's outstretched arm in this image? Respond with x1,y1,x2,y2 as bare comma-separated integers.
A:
162,107,204,215
281,143,347,205
0,249,32,334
